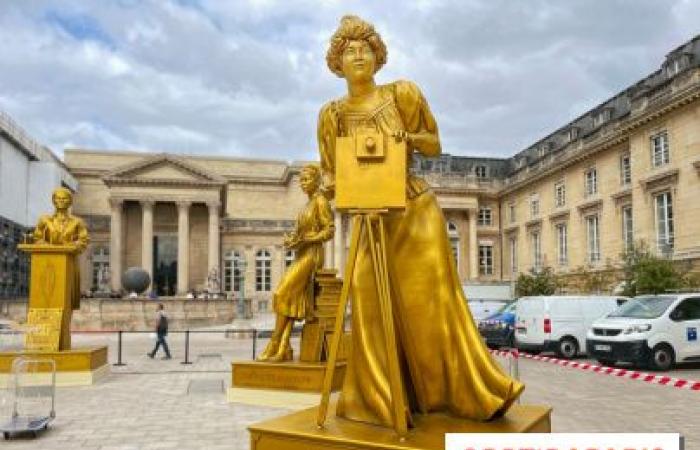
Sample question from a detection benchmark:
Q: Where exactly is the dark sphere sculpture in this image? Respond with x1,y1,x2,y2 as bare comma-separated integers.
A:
122,267,151,294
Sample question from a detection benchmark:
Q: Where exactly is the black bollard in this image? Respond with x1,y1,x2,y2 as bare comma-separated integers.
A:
181,330,192,365
113,330,126,366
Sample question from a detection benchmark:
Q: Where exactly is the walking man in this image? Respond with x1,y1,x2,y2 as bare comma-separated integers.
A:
148,303,171,359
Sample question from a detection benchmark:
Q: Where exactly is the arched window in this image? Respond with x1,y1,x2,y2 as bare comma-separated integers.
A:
223,251,245,293
447,222,460,271
91,246,110,291
284,250,295,270
256,249,272,292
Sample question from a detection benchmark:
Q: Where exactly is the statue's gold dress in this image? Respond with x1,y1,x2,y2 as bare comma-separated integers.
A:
318,80,524,427
274,192,334,319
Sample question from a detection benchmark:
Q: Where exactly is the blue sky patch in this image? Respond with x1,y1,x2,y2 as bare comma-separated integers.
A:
45,10,115,48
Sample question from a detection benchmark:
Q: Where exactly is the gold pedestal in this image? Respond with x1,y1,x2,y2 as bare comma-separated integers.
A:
18,244,81,352
0,346,109,387
232,360,346,392
249,402,552,450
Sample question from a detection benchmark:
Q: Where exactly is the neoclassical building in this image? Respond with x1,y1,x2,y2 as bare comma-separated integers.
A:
65,150,489,312
5,34,700,309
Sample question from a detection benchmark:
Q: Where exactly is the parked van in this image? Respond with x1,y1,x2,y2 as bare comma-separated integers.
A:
515,296,627,358
467,300,510,322
586,294,700,370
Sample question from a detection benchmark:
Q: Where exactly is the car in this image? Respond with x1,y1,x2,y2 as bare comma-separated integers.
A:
478,302,517,348
586,293,700,371
515,295,627,359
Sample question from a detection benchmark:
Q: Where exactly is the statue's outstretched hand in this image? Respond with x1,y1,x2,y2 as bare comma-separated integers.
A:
391,130,412,144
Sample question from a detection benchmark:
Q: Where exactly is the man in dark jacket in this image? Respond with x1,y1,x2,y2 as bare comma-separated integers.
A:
148,303,171,359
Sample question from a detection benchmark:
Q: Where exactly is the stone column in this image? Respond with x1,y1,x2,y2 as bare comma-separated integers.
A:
177,200,191,295
468,209,478,280
333,211,344,273
207,201,220,277
141,199,154,293
109,198,123,292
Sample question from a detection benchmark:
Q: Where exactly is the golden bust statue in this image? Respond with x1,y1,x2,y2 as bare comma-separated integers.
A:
257,164,334,362
317,16,523,428
32,187,89,309
34,188,89,250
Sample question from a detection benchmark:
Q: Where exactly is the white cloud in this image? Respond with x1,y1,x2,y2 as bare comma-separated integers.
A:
0,0,697,161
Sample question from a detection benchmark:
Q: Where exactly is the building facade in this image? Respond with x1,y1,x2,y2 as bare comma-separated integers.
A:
64,150,491,312
0,111,76,299
499,35,700,289
8,34,700,307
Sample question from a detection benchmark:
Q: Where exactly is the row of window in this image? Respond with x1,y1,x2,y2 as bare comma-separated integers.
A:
511,131,670,223
88,248,297,293
222,249,295,293
509,191,674,271
447,222,494,276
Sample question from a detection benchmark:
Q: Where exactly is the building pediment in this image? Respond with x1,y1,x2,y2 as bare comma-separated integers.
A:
102,153,225,187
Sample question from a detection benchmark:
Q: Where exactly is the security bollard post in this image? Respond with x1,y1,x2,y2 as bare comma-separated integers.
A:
181,330,192,365
508,348,520,404
113,330,126,366
252,329,258,359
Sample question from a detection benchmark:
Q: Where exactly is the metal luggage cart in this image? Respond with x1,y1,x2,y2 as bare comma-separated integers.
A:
0,357,56,440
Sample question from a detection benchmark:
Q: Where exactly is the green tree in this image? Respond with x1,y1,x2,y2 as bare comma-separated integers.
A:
621,241,683,296
575,264,615,294
515,267,559,297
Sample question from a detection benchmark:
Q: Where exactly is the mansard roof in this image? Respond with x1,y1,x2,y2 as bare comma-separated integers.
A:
508,33,700,175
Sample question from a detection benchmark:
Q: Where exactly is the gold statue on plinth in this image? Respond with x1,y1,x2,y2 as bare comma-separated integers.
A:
1,187,107,386
315,15,523,432
250,16,550,450
20,187,89,351
257,164,335,362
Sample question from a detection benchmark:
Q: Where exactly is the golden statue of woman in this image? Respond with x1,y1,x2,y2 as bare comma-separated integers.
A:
257,164,334,362
317,16,523,427
32,187,89,309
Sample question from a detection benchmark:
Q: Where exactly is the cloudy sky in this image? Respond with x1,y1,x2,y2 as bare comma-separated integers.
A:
1,0,698,162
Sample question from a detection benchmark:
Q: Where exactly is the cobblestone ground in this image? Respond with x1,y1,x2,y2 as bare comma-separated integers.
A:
0,331,697,449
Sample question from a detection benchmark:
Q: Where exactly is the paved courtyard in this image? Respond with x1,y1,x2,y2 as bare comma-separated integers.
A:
0,331,698,449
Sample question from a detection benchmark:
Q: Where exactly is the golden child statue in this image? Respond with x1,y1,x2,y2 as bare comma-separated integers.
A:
257,164,334,362
33,187,89,310
317,16,524,427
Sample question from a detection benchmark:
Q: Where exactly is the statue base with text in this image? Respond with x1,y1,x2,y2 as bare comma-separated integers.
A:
0,240,108,385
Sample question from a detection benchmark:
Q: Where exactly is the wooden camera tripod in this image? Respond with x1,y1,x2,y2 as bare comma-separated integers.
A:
317,210,408,438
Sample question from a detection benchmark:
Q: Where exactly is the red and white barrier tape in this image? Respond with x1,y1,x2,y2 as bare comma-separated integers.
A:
489,348,700,391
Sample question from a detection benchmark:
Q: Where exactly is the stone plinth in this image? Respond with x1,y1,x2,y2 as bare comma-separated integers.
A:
249,402,552,450
232,360,346,393
0,346,109,386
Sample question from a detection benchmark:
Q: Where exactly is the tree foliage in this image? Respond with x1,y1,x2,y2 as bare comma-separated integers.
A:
621,241,683,296
515,267,559,297
574,264,615,294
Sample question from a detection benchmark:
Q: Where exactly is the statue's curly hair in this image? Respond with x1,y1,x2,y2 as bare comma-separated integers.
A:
301,163,322,185
52,187,73,204
326,15,387,78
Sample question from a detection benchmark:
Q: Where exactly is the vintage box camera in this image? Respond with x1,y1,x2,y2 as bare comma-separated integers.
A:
335,129,406,211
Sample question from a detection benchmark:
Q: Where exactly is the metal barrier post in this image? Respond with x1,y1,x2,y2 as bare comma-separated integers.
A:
252,329,257,359
508,348,520,404
113,330,126,366
181,330,192,365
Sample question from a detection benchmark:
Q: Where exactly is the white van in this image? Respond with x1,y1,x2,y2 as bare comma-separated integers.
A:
515,296,627,358
586,294,700,370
